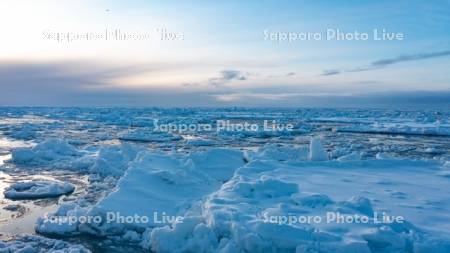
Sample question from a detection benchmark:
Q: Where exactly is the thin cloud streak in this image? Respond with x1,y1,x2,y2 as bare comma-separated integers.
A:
211,90,450,108
213,93,299,102
371,50,450,67
322,50,450,76
321,69,341,76
212,92,357,102
208,70,248,87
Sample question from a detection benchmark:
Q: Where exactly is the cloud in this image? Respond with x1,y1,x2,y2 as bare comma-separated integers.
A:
1,60,448,108
213,93,299,102
208,70,248,86
0,60,158,105
182,82,200,87
212,91,356,103
370,50,450,67
322,49,450,75
321,69,340,76
266,72,296,78
211,90,450,108
0,60,151,89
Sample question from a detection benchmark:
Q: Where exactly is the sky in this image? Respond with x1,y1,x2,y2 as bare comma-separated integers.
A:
0,0,449,107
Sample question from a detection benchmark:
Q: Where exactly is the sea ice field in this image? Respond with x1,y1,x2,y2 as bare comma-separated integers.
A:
0,107,449,253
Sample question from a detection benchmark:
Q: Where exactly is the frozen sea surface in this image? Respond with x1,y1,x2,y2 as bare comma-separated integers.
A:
0,107,449,252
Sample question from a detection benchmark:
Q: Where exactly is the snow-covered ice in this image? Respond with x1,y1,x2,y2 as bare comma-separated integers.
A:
37,148,246,236
35,148,450,252
337,121,450,136
0,234,90,253
4,180,75,200
309,136,328,161
0,107,449,252
146,158,450,253
11,139,83,166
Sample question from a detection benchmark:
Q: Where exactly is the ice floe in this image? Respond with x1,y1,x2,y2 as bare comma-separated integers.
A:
36,148,245,236
119,129,182,142
147,158,450,252
0,234,90,253
309,136,328,161
337,121,450,136
89,143,138,177
248,143,309,161
4,180,75,200
11,139,83,166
